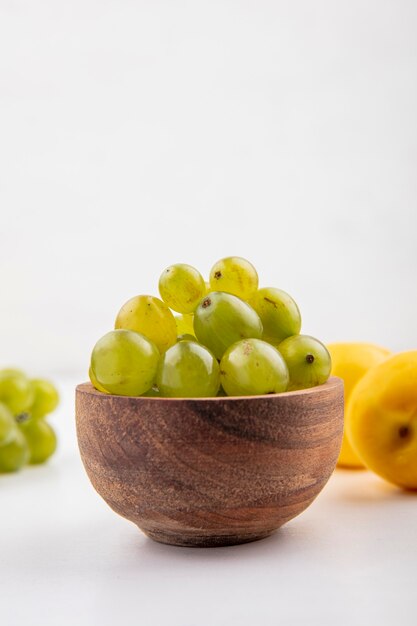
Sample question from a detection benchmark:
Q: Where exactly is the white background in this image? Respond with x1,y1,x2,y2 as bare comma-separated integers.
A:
1,0,416,378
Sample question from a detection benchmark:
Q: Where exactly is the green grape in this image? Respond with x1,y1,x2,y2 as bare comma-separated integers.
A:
175,313,194,336
0,427,30,472
88,367,109,393
220,338,289,396
141,385,160,397
0,402,15,447
29,379,59,419
209,257,258,301
159,264,206,314
0,370,34,415
90,329,160,396
0,368,26,377
115,294,177,353
278,334,332,391
177,334,198,342
20,419,57,464
157,341,220,398
250,287,301,344
193,291,263,359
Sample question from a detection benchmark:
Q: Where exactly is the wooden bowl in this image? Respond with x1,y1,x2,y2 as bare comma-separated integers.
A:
76,377,343,547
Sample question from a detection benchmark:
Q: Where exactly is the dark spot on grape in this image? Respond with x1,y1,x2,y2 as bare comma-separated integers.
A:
220,370,226,376
15,412,30,424
399,425,411,438
214,271,222,280
202,297,211,308
306,354,315,364
242,341,253,356
267,391,276,395
264,297,278,308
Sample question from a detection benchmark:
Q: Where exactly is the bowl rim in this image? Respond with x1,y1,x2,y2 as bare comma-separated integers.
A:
76,376,343,402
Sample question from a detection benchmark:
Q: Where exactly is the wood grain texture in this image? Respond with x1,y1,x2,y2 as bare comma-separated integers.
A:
75,377,344,547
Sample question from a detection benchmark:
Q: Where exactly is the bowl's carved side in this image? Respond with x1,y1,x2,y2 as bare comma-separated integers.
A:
76,379,343,547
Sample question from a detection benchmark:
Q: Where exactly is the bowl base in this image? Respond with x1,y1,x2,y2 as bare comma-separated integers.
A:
141,527,278,548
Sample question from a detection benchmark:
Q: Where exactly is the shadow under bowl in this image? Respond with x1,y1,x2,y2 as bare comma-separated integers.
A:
75,377,343,547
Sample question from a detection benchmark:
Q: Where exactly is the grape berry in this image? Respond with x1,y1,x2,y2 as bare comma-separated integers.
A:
0,369,59,473
89,257,331,398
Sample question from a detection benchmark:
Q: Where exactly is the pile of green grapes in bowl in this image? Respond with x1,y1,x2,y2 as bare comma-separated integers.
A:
0,369,59,473
89,257,331,398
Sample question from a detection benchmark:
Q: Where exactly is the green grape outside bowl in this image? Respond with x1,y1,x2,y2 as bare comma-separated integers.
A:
75,377,343,548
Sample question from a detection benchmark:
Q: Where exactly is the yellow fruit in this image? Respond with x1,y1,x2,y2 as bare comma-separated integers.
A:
337,433,364,468
327,342,391,468
346,351,417,489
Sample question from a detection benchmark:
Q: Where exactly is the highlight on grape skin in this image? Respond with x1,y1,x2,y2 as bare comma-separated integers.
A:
89,256,331,398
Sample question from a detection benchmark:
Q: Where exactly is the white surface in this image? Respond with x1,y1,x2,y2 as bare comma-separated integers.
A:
1,378,417,626
1,1,417,375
